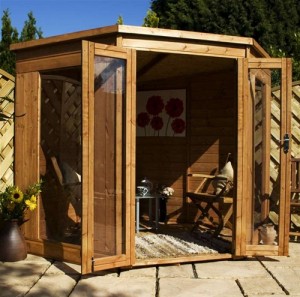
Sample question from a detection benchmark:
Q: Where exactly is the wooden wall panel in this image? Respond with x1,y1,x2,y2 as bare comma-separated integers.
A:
15,72,40,239
136,137,186,222
187,71,236,222
188,72,236,173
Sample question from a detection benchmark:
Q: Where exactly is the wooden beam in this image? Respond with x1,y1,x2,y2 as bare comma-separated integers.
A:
137,53,169,78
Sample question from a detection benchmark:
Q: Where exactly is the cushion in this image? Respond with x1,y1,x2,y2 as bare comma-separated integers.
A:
212,161,234,195
61,162,81,184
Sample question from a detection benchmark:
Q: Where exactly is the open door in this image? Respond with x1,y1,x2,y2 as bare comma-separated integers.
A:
235,58,292,257
81,41,136,274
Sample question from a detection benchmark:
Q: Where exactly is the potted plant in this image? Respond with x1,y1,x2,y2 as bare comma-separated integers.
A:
0,182,42,262
157,185,174,222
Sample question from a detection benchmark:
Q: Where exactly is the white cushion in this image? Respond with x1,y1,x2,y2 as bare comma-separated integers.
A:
212,161,234,194
61,162,81,184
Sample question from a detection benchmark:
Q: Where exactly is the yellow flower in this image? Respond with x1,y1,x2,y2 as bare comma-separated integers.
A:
10,187,24,203
25,195,37,211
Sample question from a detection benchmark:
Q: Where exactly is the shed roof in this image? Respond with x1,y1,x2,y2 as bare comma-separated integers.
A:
10,25,269,58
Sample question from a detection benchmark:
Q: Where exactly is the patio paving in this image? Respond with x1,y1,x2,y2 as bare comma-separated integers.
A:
0,243,300,297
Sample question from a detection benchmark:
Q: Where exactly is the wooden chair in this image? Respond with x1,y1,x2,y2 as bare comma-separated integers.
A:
50,156,82,223
186,172,234,237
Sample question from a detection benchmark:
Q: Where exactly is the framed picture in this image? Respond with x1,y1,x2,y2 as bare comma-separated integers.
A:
136,89,186,137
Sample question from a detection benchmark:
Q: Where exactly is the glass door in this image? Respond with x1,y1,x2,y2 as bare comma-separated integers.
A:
81,41,136,274
235,58,291,256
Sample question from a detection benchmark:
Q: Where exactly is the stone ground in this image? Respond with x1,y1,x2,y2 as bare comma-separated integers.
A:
0,243,300,297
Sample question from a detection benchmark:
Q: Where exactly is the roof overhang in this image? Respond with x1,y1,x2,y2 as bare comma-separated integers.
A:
10,25,269,58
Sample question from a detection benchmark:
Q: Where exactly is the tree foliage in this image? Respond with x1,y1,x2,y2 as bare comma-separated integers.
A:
151,0,300,80
116,15,124,25
20,11,43,41
0,9,43,75
143,10,159,28
0,9,18,75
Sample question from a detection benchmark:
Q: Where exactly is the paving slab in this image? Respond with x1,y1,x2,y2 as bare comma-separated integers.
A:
0,261,51,286
0,283,33,297
259,256,297,268
159,278,243,297
120,266,156,278
158,264,195,278
289,242,300,256
238,277,285,295
70,276,156,297
247,293,288,297
26,274,79,297
24,254,53,264
195,259,270,279
265,266,300,295
0,255,52,296
45,261,81,275
259,254,300,269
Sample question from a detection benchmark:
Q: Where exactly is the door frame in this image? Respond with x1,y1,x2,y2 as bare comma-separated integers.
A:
235,58,292,257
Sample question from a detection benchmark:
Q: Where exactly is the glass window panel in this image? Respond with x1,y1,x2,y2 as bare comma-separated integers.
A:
40,68,82,245
249,69,281,246
93,56,126,257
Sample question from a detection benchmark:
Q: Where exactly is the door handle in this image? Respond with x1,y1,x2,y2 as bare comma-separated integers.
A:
283,133,289,154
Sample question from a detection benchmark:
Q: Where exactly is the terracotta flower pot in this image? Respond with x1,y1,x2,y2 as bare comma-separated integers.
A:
259,223,277,245
0,219,27,262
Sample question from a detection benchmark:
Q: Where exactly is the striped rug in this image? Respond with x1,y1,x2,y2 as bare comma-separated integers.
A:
135,231,222,259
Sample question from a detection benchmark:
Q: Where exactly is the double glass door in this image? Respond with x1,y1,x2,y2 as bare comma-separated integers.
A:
37,44,291,273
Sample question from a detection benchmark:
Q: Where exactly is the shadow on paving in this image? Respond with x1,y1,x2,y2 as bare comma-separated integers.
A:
71,284,138,297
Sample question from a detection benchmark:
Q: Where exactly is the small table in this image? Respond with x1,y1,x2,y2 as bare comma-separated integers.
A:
135,193,159,233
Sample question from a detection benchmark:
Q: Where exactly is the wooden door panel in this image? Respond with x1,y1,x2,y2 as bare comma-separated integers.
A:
235,58,291,256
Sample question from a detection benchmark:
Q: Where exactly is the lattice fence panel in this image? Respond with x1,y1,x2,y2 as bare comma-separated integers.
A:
41,75,82,170
290,82,300,158
0,69,15,191
268,82,300,205
270,81,300,159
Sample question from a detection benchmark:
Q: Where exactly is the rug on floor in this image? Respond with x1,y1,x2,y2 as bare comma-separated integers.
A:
135,231,221,259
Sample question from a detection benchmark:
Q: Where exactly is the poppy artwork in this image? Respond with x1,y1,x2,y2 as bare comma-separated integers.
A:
136,89,186,137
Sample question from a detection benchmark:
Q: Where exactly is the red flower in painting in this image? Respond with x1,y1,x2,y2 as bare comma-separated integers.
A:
137,112,150,127
146,96,164,115
151,116,164,131
165,98,184,118
171,118,186,134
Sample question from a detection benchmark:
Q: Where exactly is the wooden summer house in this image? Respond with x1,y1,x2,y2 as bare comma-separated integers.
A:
11,25,292,274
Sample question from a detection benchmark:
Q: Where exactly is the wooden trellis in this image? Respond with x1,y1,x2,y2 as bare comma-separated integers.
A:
271,82,300,201
290,81,300,157
0,69,15,192
252,81,300,199
41,75,82,170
